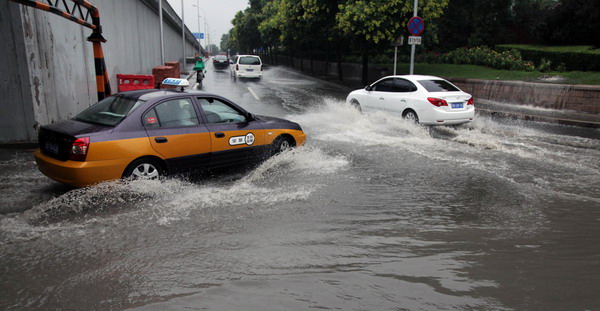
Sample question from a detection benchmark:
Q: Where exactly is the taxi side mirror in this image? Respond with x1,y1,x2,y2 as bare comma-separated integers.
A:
246,113,255,121
365,85,372,91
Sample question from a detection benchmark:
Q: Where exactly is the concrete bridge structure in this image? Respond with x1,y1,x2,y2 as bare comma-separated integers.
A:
1,0,202,143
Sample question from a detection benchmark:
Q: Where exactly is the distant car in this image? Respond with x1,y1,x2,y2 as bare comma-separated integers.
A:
230,55,263,79
212,55,229,70
346,75,474,125
34,78,306,187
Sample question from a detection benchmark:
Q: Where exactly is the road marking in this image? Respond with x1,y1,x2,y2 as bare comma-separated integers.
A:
247,87,260,100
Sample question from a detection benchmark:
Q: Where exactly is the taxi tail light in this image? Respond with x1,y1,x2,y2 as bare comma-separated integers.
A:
467,97,474,105
260,65,263,71
69,137,90,161
236,64,239,71
427,97,448,107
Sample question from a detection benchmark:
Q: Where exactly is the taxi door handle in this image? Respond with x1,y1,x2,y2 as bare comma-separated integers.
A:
155,137,168,143
214,132,225,138
379,97,384,100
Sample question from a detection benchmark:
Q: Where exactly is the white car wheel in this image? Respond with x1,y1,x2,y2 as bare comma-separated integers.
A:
403,110,419,123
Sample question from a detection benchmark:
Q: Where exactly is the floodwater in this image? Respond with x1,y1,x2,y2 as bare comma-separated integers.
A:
1,65,599,310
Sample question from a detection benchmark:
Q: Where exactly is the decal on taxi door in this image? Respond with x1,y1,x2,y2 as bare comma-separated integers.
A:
229,133,255,146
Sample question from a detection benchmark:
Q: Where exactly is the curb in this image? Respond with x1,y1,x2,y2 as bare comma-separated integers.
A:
476,108,600,128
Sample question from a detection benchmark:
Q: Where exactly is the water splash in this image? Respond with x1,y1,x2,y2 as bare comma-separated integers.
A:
0,145,349,241
291,97,431,147
288,98,600,201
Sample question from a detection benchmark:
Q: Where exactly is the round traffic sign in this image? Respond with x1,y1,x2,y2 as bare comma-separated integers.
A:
407,16,424,36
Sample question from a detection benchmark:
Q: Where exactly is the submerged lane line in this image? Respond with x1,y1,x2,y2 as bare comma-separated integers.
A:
248,87,260,100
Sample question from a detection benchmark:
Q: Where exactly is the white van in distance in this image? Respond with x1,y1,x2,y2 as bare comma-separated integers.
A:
230,55,263,79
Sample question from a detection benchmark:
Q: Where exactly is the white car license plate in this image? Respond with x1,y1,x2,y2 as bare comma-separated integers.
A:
451,102,463,109
246,69,254,72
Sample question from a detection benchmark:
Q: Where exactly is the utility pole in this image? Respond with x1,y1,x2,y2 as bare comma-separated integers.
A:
409,0,418,75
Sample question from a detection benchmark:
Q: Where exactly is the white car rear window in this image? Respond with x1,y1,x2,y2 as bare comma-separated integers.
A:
239,57,261,65
418,80,460,92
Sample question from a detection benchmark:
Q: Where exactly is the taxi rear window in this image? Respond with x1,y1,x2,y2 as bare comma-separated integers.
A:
74,96,145,126
418,80,460,92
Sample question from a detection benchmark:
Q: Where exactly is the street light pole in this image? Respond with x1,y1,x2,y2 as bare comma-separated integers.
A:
198,7,208,53
181,0,186,74
196,1,201,54
192,3,209,55
159,0,165,64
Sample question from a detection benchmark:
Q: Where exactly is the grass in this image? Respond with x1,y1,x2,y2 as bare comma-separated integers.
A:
381,63,600,85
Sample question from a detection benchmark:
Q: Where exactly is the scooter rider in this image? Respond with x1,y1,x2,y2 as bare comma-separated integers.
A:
193,53,206,84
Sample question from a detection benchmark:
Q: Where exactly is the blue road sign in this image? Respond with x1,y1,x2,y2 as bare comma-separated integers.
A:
193,32,205,39
408,16,424,36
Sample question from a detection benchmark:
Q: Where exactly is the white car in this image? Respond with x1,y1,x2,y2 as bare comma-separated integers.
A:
230,55,263,79
346,75,474,125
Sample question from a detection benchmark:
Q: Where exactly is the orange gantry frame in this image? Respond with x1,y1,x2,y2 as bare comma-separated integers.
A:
9,0,111,100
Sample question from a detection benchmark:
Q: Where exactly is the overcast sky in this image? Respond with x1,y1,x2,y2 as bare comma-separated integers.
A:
166,0,249,48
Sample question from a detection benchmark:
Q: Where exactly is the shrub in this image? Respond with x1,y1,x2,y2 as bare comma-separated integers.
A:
421,46,536,71
496,45,600,72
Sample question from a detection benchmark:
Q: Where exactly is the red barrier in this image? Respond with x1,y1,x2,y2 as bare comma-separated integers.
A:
165,61,180,78
117,74,155,92
152,65,179,88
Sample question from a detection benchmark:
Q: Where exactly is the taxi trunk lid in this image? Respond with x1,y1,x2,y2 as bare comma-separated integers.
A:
38,120,113,161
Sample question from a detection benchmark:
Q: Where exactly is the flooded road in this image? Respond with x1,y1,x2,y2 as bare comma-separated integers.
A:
1,64,599,310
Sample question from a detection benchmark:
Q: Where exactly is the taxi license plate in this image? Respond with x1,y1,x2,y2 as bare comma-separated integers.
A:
45,141,59,154
451,102,463,109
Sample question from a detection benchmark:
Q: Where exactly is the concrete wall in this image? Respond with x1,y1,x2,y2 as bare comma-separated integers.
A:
0,3,37,142
451,79,600,114
0,0,201,143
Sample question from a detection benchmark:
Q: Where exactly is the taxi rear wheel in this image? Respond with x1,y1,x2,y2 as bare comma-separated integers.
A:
124,158,164,180
273,136,294,154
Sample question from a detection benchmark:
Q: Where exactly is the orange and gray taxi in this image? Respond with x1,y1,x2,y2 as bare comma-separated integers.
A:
34,79,306,187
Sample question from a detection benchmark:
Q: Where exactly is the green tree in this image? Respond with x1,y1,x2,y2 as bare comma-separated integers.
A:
259,0,306,68
336,0,449,83
540,0,600,47
300,0,341,75
207,44,219,55
220,33,230,52
230,8,263,54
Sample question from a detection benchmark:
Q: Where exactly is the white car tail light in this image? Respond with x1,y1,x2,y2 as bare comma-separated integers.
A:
427,97,448,107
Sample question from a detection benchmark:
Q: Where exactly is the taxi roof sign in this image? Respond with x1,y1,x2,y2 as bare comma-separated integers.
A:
161,78,189,87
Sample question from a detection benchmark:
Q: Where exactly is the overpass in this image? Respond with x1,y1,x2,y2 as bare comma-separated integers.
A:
0,0,202,143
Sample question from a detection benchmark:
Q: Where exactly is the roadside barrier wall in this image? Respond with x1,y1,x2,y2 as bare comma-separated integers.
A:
450,79,600,114
267,55,600,114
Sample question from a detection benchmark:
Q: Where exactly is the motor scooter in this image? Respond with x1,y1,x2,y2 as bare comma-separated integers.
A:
196,70,204,86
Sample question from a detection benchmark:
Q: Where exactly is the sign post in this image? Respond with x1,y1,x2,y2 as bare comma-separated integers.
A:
407,0,423,75
391,36,404,75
